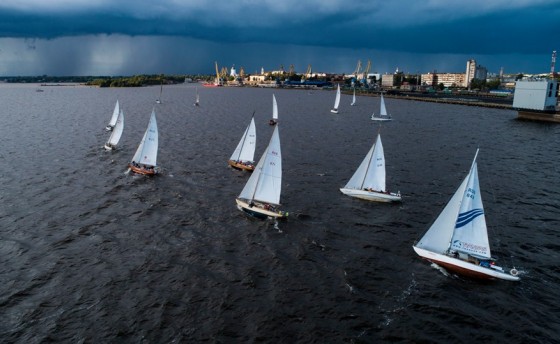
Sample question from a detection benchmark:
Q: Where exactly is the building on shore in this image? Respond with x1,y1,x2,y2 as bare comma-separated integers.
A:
466,59,488,88
421,72,466,88
513,79,560,122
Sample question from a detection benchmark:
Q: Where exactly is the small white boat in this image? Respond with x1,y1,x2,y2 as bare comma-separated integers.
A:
413,149,520,281
194,87,200,106
105,100,120,131
269,94,278,125
129,109,159,175
340,133,401,202
236,125,288,219
371,93,392,121
104,109,124,151
228,115,256,171
155,82,163,104
330,84,341,114
350,88,356,106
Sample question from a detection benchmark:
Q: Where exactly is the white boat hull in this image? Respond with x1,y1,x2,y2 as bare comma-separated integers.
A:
330,109,339,114
236,198,287,219
371,116,392,121
104,143,116,151
412,246,520,281
340,188,401,202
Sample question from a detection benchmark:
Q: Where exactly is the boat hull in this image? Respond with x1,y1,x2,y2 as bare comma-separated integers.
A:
236,199,287,219
129,164,157,176
412,246,520,281
104,144,116,151
228,160,254,172
330,109,339,114
340,188,401,202
371,116,392,121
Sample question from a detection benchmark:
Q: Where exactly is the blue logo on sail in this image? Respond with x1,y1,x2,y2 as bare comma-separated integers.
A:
455,209,484,228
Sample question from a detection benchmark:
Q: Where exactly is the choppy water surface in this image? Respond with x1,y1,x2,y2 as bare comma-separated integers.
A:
0,83,558,343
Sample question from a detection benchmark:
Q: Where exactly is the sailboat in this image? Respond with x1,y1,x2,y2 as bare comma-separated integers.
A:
236,125,288,219
194,87,200,106
129,109,159,175
228,115,256,171
104,109,124,151
105,100,120,131
155,81,163,104
413,149,520,281
351,88,356,106
330,84,341,113
269,94,278,125
371,93,392,121
340,133,401,202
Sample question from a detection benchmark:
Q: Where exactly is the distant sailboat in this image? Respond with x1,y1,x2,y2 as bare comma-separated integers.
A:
105,100,120,131
351,88,356,106
104,109,124,151
371,93,392,121
194,87,200,106
330,84,341,113
413,149,520,281
155,81,163,104
129,109,158,175
269,94,278,125
236,125,288,219
228,115,256,171
340,133,401,202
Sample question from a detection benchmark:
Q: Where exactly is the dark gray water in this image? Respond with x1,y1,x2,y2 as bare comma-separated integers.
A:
0,83,559,343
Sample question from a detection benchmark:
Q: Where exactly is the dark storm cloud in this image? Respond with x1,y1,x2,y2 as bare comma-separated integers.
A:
1,0,558,55
0,1,558,75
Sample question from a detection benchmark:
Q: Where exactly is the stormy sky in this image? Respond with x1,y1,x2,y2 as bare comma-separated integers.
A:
0,0,558,76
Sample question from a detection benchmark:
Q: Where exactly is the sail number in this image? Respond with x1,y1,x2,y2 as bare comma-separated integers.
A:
466,187,475,200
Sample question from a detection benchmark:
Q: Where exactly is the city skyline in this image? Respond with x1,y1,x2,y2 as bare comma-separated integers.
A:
0,0,559,76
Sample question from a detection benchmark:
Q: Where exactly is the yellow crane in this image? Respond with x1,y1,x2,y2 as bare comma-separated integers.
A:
353,60,362,78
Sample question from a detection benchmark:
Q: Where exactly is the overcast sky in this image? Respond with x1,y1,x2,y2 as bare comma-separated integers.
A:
0,0,558,76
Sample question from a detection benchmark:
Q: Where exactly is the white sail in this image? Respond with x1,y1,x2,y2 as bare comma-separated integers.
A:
380,94,388,117
108,100,119,127
230,116,256,163
107,109,124,146
196,87,200,104
333,84,341,110
416,175,469,253
372,94,392,121
238,125,282,205
272,94,278,120
344,134,386,192
351,88,356,106
450,161,491,258
131,109,158,167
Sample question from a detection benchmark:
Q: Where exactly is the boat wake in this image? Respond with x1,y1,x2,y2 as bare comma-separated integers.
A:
430,262,452,278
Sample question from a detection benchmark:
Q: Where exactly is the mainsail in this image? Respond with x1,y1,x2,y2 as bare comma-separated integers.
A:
238,125,282,205
108,100,119,127
131,109,158,167
272,94,278,120
344,134,386,192
379,94,388,117
230,116,256,163
450,161,491,258
333,84,341,111
107,109,124,146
